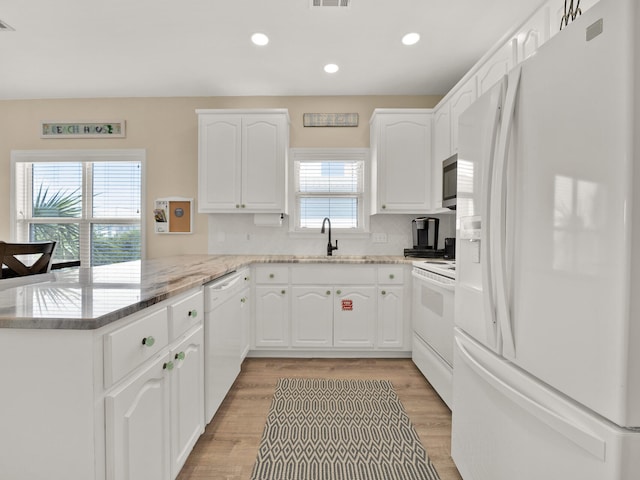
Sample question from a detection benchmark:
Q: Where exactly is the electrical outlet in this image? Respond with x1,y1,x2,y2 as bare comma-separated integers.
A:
372,233,388,243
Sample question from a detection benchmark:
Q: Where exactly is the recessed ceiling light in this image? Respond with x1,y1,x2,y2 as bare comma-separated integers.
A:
251,33,269,46
402,32,420,46
324,63,339,74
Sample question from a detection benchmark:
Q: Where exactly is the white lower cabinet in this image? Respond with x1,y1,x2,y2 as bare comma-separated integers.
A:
377,285,405,348
291,286,376,348
291,286,333,347
170,326,205,478
333,287,375,348
106,325,204,480
254,285,289,347
255,264,409,353
106,353,172,480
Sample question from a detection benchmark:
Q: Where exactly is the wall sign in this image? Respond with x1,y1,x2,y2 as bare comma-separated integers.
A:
341,299,353,311
41,121,126,138
303,113,358,127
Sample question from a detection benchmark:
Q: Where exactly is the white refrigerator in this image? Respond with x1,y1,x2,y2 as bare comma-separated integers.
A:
452,0,640,478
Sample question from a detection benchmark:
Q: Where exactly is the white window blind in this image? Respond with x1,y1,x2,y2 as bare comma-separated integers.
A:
12,150,144,267
292,149,367,231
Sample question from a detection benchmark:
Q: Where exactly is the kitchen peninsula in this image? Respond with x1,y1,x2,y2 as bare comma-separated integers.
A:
0,254,415,480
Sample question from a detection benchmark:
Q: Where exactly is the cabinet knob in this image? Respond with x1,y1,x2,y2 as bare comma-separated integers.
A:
188,309,198,318
382,204,386,209
241,204,246,208
269,273,275,279
389,274,395,279
381,290,387,295
141,336,155,347
175,351,185,361
240,297,246,303
244,276,250,281
336,289,342,295
281,290,286,295
236,204,240,209
326,290,331,296
163,361,174,371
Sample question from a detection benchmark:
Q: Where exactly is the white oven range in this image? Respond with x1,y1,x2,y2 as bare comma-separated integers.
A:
411,259,455,409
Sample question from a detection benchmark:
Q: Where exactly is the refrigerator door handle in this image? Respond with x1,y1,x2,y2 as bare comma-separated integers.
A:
455,335,606,461
491,66,521,359
480,80,506,340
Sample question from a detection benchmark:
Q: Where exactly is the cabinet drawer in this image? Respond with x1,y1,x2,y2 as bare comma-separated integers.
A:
254,265,289,284
168,289,204,340
104,308,169,388
378,266,405,284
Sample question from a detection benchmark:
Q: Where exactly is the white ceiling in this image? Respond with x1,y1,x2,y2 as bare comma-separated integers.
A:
0,0,546,100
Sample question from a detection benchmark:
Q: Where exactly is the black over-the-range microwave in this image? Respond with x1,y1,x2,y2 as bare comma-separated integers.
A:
442,154,457,210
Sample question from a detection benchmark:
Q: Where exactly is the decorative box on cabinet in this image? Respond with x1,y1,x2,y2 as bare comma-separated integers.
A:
196,109,289,214
370,109,433,214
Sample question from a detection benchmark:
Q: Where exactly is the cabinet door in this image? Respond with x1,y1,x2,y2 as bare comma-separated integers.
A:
170,326,205,479
198,115,242,212
515,5,550,64
476,40,515,97
242,115,288,212
240,286,251,359
106,354,172,480
333,287,375,348
291,287,333,347
377,286,404,349
375,113,432,213
254,286,289,348
450,79,477,153
432,103,451,209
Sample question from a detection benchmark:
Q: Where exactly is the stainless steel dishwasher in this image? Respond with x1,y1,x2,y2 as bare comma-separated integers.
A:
203,270,245,423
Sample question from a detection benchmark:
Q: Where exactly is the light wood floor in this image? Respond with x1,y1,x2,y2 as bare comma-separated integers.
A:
177,358,463,480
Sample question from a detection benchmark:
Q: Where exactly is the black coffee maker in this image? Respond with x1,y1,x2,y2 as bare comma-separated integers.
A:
412,217,439,250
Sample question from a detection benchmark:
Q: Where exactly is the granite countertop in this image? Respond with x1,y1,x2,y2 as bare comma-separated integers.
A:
0,254,414,330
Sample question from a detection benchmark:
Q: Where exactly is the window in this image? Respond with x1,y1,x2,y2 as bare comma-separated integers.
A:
12,149,145,267
290,148,368,232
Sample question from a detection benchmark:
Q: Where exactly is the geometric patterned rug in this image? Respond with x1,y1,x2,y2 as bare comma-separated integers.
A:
250,378,441,480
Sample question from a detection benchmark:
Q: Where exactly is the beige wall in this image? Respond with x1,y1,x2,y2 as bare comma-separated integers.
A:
0,95,441,259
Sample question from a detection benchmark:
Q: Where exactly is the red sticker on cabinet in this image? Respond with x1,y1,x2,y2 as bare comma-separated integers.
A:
341,299,353,311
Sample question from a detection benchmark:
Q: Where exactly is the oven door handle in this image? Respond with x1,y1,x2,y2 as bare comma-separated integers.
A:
411,270,455,292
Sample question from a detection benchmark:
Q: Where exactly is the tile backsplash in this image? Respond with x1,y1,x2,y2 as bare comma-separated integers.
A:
207,213,455,256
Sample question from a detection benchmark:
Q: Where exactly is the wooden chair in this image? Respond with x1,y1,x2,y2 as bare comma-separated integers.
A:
0,241,57,279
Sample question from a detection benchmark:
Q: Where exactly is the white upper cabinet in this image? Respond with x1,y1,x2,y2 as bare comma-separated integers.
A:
197,109,289,213
431,103,452,209
476,40,516,97
514,5,550,64
449,78,477,154
370,109,433,214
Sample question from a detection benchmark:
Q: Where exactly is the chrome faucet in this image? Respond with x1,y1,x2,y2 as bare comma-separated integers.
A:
321,217,338,256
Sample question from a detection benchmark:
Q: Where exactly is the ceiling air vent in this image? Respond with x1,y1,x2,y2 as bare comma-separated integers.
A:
311,0,350,7
0,19,15,31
